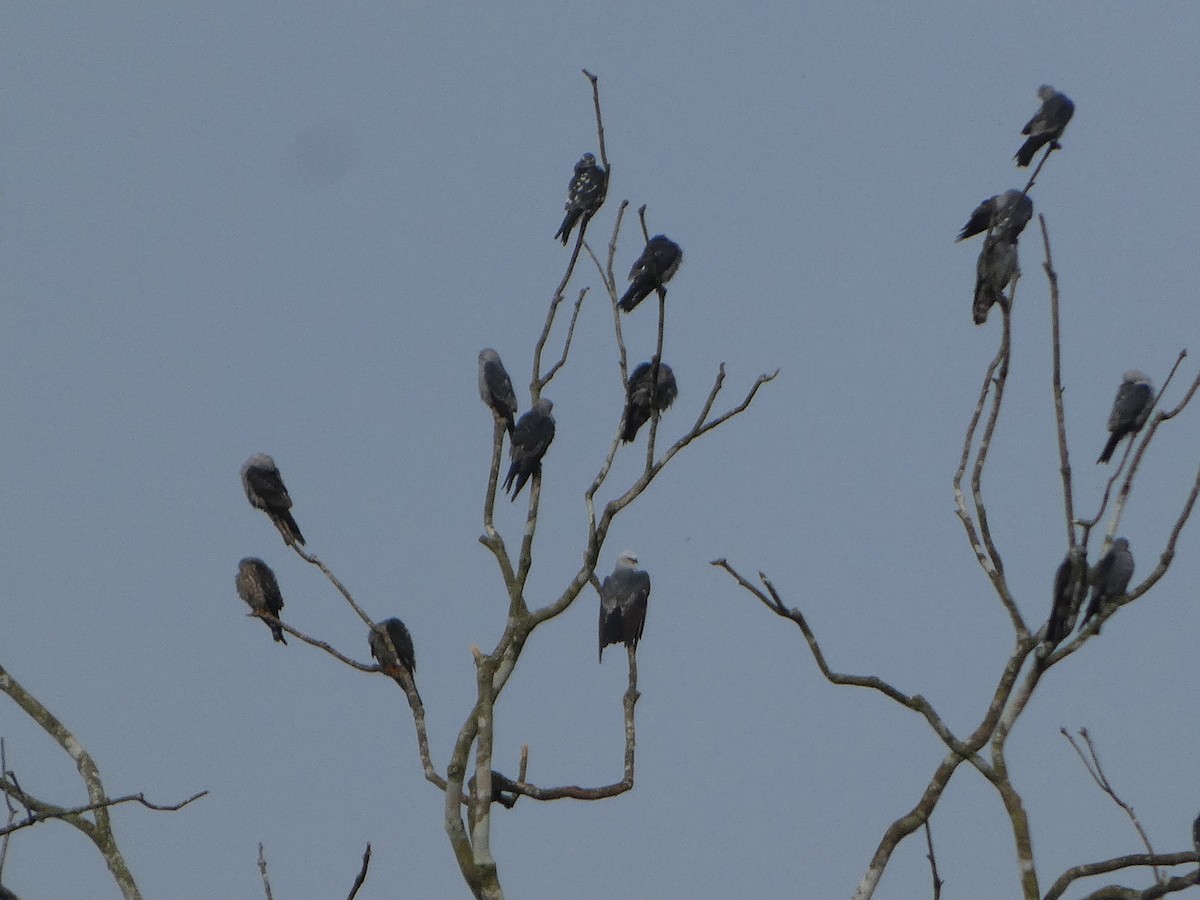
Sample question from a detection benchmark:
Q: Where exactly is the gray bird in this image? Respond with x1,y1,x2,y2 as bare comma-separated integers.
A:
1045,549,1086,647
1081,538,1134,632
622,359,678,443
1016,85,1075,167
618,235,683,312
598,553,651,662
478,348,518,435
504,398,556,500
236,557,287,644
555,153,607,245
241,453,305,547
1098,370,1154,464
972,232,1018,325
369,617,416,678
956,190,1033,243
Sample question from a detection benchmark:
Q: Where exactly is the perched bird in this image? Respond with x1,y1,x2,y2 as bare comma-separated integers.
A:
598,553,651,662
956,190,1033,243
554,153,607,245
504,398,556,500
236,557,287,644
622,359,678,443
478,348,518,435
1081,538,1134,633
1098,371,1155,464
241,453,305,547
1044,549,1086,647
369,617,416,680
972,232,1018,325
1015,85,1075,167
618,235,683,312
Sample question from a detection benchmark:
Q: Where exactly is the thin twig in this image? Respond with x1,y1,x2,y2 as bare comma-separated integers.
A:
292,548,375,628
0,784,207,837
344,844,372,900
257,843,274,900
923,821,943,900
1062,728,1162,882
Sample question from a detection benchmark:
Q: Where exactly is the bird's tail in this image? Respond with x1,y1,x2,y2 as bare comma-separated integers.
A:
972,285,994,326
618,285,650,313
1097,434,1120,464
269,621,287,644
1015,136,1047,168
554,211,578,245
277,511,305,547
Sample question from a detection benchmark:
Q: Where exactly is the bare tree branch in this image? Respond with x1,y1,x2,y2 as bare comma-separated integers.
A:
923,821,943,900
344,843,371,900
0,663,143,899
257,843,274,900
1044,854,1198,900
1062,728,1162,881
0,781,206,838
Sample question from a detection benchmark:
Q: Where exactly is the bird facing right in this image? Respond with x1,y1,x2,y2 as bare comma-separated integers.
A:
478,348,518,436
554,152,607,245
618,235,682,312
241,453,306,547
1081,538,1134,633
504,398,556,500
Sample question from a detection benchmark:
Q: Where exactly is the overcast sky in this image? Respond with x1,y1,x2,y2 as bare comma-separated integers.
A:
5,4,1200,898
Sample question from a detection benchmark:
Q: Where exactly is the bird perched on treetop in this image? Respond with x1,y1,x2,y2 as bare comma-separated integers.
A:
478,348,518,436
956,190,1033,243
241,453,305,547
599,553,651,663
1081,538,1134,633
236,557,287,644
618,235,682,312
554,153,607,246
1015,85,1075,167
504,398,556,500
1097,371,1154,464
972,232,1018,325
622,359,678,443
369,617,416,679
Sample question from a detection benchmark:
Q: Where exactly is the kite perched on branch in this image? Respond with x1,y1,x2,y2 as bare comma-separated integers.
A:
1097,370,1154,464
1081,538,1134,633
504,398,556,500
618,235,682,312
241,453,305,547
622,359,678,443
1015,85,1075,167
554,152,607,245
236,557,287,644
599,553,651,662
956,190,1033,243
478,348,518,436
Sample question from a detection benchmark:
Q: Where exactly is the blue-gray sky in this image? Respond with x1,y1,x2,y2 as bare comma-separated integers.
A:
5,4,1200,898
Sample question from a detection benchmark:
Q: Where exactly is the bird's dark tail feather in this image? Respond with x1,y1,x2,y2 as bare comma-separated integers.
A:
1015,135,1048,168
277,511,305,546
618,285,651,313
1097,434,1121,464
555,211,579,245
972,288,993,326
269,622,287,644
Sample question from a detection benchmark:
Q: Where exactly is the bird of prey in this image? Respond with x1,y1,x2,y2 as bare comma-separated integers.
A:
1097,371,1154,464
554,153,607,245
1015,85,1075,167
241,453,305,547
236,557,287,644
618,235,683,312
369,617,416,680
1045,549,1086,647
478,348,518,435
598,553,651,662
1081,538,1134,633
956,190,1033,243
504,398,556,500
972,232,1018,325
622,359,678,443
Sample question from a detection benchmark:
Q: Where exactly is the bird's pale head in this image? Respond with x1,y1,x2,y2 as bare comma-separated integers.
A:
1123,369,1152,387
243,452,276,472
479,347,500,363
1037,85,1056,100
1112,537,1130,550
616,552,639,569
532,397,554,415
